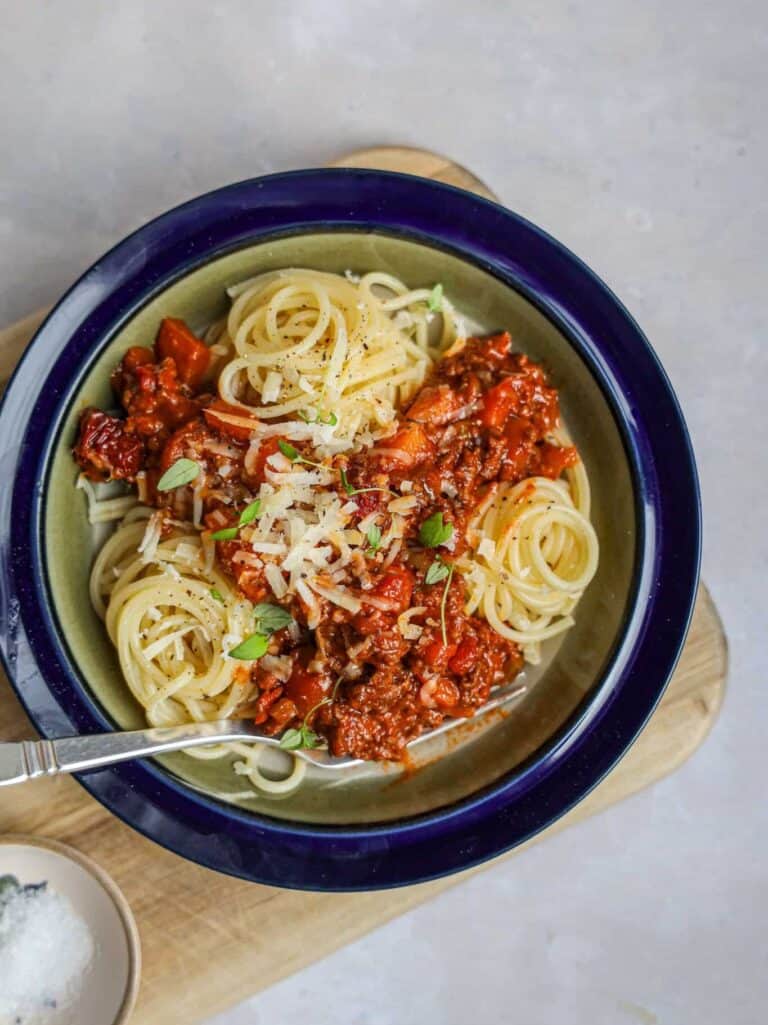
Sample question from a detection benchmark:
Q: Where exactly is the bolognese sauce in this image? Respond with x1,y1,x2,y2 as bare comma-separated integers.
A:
75,318,576,761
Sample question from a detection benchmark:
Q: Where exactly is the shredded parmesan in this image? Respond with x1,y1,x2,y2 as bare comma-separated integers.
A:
261,370,283,403
260,654,293,681
359,592,398,612
388,495,419,514
232,551,264,568
265,563,288,598
192,483,204,528
137,512,163,563
250,541,288,555
175,542,200,564
160,561,182,583
205,441,241,459
398,606,427,640
477,537,496,562
308,579,362,614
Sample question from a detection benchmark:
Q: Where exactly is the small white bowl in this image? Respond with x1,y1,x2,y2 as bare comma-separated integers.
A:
0,835,140,1025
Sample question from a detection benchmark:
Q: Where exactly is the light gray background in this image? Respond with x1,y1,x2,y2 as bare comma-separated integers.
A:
1,2,766,1023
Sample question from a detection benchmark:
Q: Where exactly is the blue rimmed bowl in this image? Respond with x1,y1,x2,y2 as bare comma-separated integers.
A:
0,170,700,890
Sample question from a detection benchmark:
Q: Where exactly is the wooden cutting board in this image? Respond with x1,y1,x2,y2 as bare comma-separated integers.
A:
0,148,728,1025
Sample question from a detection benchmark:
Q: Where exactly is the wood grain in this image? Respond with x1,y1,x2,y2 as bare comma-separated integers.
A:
0,148,727,1025
330,145,497,199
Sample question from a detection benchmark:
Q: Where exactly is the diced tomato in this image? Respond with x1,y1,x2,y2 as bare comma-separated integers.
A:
252,685,283,725
284,664,329,718
480,376,526,430
203,399,259,441
248,436,281,484
121,346,155,373
480,331,512,362
371,566,414,613
422,638,458,669
406,385,465,425
233,566,269,605
377,422,435,467
499,416,532,479
534,442,578,479
155,318,210,390
267,697,300,729
448,635,480,675
160,422,203,471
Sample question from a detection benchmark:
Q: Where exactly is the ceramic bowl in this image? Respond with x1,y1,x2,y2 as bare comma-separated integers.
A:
0,835,140,1024
0,170,700,889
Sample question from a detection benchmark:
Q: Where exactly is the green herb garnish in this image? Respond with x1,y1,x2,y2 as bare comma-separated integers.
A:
425,556,454,643
439,563,455,646
156,458,200,492
366,524,382,555
339,468,394,499
239,499,262,526
228,633,269,661
211,526,239,541
252,603,293,635
419,511,454,548
279,677,343,751
277,439,327,470
210,499,261,543
297,410,338,426
209,588,224,603
278,726,322,751
277,439,300,461
428,283,444,312
425,558,450,585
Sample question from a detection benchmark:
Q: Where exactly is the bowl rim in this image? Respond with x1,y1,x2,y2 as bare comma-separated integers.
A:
0,168,701,890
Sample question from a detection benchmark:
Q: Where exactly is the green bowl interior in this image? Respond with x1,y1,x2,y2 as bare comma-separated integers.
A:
45,231,636,825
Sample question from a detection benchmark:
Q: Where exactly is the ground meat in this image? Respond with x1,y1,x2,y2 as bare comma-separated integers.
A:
74,324,578,761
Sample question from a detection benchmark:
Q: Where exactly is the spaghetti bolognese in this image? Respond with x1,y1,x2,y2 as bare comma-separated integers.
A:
72,269,598,793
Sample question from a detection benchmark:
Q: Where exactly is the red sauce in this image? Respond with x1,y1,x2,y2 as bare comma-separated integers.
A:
73,323,577,761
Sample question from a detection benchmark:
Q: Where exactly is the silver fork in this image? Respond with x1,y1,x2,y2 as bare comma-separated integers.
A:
0,682,526,787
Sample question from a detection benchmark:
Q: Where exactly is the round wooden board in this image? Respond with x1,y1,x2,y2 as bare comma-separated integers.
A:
330,144,498,200
0,147,727,1025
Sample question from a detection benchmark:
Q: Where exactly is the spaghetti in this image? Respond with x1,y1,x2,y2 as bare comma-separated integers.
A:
214,269,462,448
73,269,599,796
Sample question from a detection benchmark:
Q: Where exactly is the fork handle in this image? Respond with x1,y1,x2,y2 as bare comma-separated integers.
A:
0,721,258,787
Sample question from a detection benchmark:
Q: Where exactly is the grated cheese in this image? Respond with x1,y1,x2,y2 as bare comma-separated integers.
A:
205,441,241,459
398,605,427,640
265,563,288,598
192,483,204,528
308,579,362,614
477,537,497,562
250,541,288,555
232,551,263,568
137,512,163,563
262,370,283,403
160,561,183,583
388,495,419,514
175,542,200,564
260,654,293,681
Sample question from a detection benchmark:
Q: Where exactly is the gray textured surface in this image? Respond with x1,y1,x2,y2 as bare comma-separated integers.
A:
1,2,766,1023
